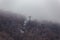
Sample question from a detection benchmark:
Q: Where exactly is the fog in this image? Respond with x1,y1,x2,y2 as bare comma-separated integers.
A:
0,0,60,22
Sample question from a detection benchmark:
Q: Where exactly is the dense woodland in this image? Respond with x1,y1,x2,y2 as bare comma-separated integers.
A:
0,10,60,40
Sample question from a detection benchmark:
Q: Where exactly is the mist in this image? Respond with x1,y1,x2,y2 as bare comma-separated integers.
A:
0,0,60,23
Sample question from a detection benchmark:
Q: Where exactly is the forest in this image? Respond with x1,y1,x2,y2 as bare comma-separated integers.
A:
0,10,60,40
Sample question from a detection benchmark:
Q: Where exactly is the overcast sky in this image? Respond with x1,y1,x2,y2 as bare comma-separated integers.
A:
0,0,60,23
